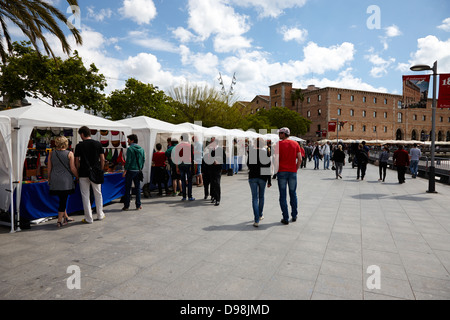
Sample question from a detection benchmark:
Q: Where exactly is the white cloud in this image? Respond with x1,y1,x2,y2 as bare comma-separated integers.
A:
409,35,450,73
173,27,196,43
281,26,308,44
187,0,252,52
119,0,157,25
437,18,450,32
385,25,402,38
87,7,113,22
230,0,308,18
365,54,396,78
180,45,219,75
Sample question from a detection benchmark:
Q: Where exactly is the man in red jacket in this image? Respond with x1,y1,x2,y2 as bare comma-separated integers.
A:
393,144,410,184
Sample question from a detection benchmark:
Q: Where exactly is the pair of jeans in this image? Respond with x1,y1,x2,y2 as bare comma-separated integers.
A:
335,162,343,177
323,154,330,169
313,155,320,169
248,178,266,223
277,171,298,222
233,156,239,174
379,162,387,181
179,164,193,199
357,163,367,179
124,170,142,208
410,160,419,177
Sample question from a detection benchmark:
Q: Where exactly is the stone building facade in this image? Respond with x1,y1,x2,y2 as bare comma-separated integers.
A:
254,82,450,143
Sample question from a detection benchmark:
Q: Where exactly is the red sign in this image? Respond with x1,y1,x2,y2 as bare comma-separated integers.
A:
438,73,450,109
328,121,337,132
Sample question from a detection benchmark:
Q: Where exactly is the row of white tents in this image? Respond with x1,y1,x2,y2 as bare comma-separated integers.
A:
0,104,305,233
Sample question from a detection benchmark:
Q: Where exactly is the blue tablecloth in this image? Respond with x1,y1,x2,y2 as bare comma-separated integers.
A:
19,172,125,220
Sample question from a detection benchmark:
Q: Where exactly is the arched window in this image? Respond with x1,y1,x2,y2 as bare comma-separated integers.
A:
411,130,417,140
396,129,403,140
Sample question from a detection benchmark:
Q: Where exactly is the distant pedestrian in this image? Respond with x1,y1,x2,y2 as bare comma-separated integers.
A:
247,138,272,227
409,143,421,178
207,138,226,206
299,143,306,168
312,142,321,170
75,126,106,224
48,136,78,227
322,142,331,170
356,143,368,180
275,127,302,225
193,135,204,186
332,144,345,179
152,143,169,196
175,133,195,201
166,139,182,196
393,144,409,184
122,134,145,210
378,146,390,182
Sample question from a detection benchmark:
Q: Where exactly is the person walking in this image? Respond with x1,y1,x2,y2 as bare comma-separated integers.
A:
166,139,182,196
393,144,409,184
152,143,169,196
333,144,345,179
122,134,146,210
48,136,78,227
247,138,272,227
175,133,195,201
275,127,302,225
312,142,321,170
322,141,331,170
378,146,390,182
299,143,306,169
193,135,204,186
75,126,105,224
207,137,226,206
409,143,421,178
356,143,369,180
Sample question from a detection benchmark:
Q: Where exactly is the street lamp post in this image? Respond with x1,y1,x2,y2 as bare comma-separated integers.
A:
410,61,438,193
331,118,339,145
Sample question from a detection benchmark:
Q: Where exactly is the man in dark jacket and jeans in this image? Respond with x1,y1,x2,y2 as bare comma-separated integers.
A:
122,134,145,210
393,144,410,184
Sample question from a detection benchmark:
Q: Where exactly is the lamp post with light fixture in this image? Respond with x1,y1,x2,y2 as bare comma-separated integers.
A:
410,61,437,193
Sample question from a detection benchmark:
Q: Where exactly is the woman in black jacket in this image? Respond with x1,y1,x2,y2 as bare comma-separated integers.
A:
247,138,272,227
333,144,346,179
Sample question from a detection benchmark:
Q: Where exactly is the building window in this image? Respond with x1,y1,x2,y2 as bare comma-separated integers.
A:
350,109,354,116
422,115,426,121
363,125,366,132
384,126,387,133
440,116,443,122
307,97,310,104
338,109,341,116
373,126,377,133
363,110,366,117
384,112,387,118
413,114,417,121
307,110,311,118
398,101,402,108
374,98,377,104
338,94,341,100
373,111,377,118
318,109,322,116
384,99,387,104
318,95,321,102
350,125,354,132
363,97,366,103
351,95,354,102
274,102,278,107
398,112,403,123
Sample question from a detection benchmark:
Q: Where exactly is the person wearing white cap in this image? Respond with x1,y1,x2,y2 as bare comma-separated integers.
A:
274,127,302,225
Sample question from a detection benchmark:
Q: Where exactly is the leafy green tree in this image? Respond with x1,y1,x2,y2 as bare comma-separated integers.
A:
0,0,82,63
0,41,106,110
104,78,176,121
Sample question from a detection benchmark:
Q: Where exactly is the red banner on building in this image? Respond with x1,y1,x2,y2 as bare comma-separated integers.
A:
438,73,450,109
402,75,430,108
328,121,337,132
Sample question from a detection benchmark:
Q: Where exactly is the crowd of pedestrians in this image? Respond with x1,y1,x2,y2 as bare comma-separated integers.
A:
48,125,424,229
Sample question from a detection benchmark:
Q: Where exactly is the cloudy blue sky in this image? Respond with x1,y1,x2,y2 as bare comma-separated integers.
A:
9,0,450,101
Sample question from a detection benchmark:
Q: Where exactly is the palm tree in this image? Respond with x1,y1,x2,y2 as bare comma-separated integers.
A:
0,0,82,63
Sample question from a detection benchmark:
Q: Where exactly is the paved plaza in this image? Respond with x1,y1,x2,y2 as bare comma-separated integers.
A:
1,162,450,300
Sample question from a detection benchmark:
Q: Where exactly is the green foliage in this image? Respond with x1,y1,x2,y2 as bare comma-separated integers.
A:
103,78,176,121
0,41,106,110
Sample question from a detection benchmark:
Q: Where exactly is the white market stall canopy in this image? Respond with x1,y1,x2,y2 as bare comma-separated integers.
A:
0,104,132,229
0,116,14,232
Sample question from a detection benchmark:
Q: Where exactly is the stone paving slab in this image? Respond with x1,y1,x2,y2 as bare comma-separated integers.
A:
1,162,450,300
